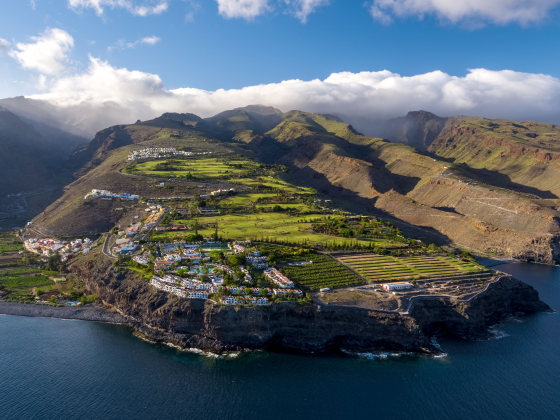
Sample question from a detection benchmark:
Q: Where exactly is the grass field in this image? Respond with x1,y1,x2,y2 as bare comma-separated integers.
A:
132,156,313,194
336,254,485,282
152,212,397,247
281,254,363,290
133,158,249,178
221,193,278,206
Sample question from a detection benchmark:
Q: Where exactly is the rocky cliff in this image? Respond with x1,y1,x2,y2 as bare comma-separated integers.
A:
67,251,550,355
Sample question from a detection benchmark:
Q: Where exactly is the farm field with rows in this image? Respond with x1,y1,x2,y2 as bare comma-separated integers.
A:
281,254,363,290
336,254,486,283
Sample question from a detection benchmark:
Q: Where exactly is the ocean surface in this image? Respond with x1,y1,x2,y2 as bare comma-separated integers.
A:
1,262,559,420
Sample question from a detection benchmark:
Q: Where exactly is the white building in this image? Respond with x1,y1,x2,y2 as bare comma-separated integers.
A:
382,282,412,291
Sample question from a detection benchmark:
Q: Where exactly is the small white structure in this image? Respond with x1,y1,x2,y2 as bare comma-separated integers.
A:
382,282,412,291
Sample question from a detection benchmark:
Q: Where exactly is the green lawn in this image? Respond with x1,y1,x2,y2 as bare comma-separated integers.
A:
152,212,395,247
221,193,278,206
133,157,251,178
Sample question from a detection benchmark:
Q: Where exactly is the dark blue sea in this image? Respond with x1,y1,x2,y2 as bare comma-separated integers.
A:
1,262,559,420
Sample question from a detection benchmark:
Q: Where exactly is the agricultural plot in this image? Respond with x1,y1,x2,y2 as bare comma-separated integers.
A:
281,254,363,290
0,232,23,256
337,254,484,283
152,213,390,247
0,275,53,289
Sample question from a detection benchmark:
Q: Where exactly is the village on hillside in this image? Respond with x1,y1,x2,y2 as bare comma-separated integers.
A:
138,240,304,306
127,148,213,161
24,237,96,262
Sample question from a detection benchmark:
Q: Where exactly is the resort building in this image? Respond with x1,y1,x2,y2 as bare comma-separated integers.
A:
382,282,412,291
264,268,294,288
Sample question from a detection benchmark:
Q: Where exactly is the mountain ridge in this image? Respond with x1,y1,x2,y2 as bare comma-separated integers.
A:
27,105,560,263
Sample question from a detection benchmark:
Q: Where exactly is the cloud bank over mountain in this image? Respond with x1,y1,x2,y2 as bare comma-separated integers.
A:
24,54,560,136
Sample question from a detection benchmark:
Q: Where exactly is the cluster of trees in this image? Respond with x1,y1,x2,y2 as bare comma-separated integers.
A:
44,254,64,273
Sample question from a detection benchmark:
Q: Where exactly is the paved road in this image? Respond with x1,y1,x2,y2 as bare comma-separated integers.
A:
102,233,117,259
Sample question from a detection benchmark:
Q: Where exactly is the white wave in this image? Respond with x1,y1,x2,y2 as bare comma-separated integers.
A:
134,334,156,344
432,352,448,358
488,326,510,340
182,347,222,358
165,342,183,350
342,349,415,359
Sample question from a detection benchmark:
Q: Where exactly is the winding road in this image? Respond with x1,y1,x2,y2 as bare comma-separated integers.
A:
102,233,117,259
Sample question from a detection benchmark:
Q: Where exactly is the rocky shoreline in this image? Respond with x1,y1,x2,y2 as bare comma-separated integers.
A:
0,301,128,324
1,257,551,357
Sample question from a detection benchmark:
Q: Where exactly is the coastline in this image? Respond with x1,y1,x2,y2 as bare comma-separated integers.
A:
0,271,551,356
0,301,128,324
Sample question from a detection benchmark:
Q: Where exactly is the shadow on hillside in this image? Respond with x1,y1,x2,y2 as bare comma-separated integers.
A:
348,143,422,195
279,165,454,247
454,163,557,199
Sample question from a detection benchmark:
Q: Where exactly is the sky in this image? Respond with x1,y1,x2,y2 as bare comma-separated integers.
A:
1,0,560,126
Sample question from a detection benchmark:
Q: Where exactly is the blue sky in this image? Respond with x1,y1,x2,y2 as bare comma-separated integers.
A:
1,0,560,125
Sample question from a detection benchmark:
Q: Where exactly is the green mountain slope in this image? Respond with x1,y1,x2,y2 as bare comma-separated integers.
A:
31,107,560,263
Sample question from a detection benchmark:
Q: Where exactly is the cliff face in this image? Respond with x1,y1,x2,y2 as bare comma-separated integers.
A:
69,252,550,355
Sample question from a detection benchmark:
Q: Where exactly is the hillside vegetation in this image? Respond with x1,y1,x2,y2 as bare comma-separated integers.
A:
29,105,560,263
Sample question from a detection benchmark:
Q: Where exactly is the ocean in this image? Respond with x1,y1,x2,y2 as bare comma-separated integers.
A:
1,262,559,420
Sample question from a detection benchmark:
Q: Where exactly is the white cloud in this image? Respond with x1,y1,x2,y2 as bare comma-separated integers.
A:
9,28,74,75
28,56,560,137
368,0,560,25
134,2,168,15
215,0,270,20
286,0,329,23
140,35,161,45
68,0,168,16
0,38,10,54
108,35,161,51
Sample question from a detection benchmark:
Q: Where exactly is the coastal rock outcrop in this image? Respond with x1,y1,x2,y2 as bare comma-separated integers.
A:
64,252,551,355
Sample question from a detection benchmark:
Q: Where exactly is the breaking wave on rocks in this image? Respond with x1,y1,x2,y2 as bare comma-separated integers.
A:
488,325,510,340
430,337,448,358
341,349,415,359
180,346,241,359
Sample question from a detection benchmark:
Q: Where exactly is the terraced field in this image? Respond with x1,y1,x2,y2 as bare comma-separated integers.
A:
281,254,363,290
336,254,485,283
